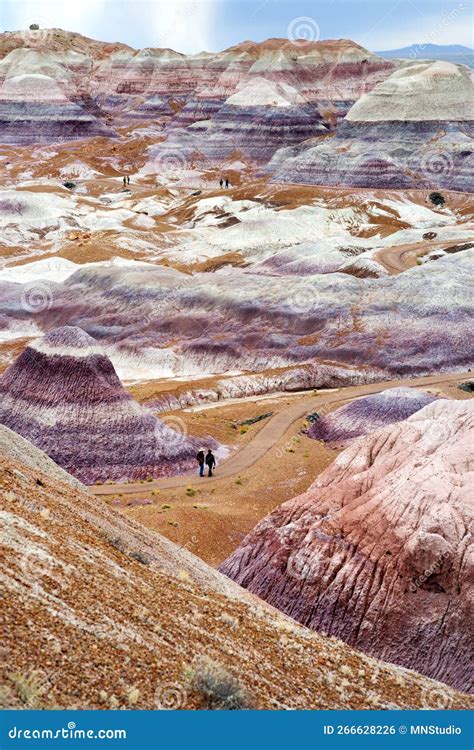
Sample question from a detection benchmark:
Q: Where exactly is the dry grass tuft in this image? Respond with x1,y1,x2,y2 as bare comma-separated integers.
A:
186,656,253,710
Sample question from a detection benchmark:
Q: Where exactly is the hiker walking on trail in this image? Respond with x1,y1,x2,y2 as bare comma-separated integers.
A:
205,449,216,477
123,176,126,186
219,178,223,189
196,448,205,478
225,177,229,189
127,175,130,185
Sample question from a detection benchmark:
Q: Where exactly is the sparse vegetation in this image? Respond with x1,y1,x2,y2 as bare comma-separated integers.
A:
129,550,151,565
220,612,239,629
186,485,196,497
7,670,50,708
126,687,140,706
429,191,445,207
106,535,127,554
186,656,253,710
239,412,273,427
104,534,150,564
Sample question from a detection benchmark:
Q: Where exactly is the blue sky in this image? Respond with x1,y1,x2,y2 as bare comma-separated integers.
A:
1,0,473,53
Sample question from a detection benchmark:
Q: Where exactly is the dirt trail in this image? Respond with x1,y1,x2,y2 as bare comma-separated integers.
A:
91,371,472,496
376,238,470,274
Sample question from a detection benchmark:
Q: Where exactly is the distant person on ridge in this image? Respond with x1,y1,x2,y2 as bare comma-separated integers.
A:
219,178,223,188
196,448,205,477
205,449,216,477
122,176,126,187
225,178,229,188
127,176,130,185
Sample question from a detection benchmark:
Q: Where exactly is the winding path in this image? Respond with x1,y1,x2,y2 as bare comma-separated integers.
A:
91,371,471,496
376,238,470,274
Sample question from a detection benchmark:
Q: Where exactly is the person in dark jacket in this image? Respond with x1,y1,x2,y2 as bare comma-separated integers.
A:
205,449,216,477
225,178,229,188
196,449,205,477
219,178,223,188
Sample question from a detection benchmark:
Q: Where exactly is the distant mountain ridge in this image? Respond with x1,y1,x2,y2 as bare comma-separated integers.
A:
375,43,474,67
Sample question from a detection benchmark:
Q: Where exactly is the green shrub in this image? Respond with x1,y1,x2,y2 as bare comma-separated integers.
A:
429,191,445,207
129,550,151,565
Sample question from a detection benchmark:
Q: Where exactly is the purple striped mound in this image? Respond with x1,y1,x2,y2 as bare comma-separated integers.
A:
0,326,201,484
308,387,439,446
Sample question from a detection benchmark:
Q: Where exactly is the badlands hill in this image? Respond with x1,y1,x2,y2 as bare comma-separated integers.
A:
308,386,438,445
221,399,474,693
0,28,472,191
0,173,472,406
2,247,471,385
268,60,474,190
0,28,472,190
4,423,472,710
0,30,392,155
0,326,201,483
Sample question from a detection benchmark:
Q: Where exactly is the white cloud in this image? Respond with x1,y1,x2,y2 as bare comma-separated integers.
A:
147,0,215,52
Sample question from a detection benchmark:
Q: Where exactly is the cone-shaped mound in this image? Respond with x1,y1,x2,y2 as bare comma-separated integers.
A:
308,386,438,445
0,326,200,483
